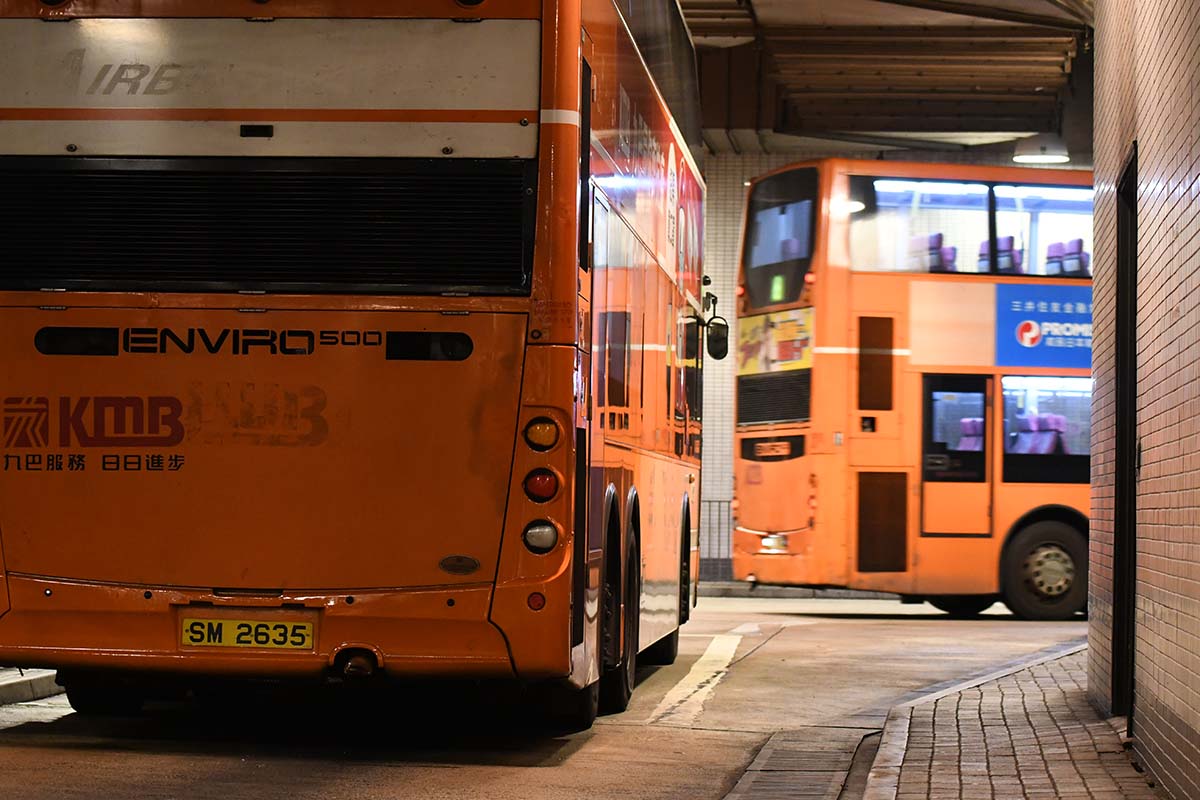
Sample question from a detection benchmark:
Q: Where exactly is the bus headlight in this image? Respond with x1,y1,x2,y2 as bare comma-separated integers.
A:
761,535,788,552
522,521,559,554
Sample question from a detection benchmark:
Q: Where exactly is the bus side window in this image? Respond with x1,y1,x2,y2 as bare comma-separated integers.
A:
592,198,610,419
684,317,702,422
858,317,894,411
1000,375,1090,483
922,375,987,482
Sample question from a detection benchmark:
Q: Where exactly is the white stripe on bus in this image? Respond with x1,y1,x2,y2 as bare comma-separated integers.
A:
540,109,581,126
812,347,912,356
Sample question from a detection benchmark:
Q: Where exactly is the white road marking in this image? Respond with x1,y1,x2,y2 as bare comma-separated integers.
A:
730,622,761,635
648,634,741,727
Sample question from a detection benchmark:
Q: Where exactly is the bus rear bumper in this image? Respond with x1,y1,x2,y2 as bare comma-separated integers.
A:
0,575,515,681
733,527,822,585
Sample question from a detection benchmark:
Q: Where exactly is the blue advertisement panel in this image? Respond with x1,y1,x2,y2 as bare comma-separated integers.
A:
995,283,1092,369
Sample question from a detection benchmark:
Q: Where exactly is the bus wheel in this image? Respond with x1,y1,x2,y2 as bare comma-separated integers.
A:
536,681,599,734
929,595,996,618
599,545,640,713
64,682,144,716
1002,521,1088,621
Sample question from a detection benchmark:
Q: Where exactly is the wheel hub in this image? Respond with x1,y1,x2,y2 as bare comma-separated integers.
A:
1023,544,1075,598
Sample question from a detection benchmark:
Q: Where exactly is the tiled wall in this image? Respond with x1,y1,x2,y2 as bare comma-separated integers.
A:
1089,0,1200,797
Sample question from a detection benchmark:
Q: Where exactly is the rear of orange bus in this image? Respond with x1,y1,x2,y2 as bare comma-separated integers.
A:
0,0,700,723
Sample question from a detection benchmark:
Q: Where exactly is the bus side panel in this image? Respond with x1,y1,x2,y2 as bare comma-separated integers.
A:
0,545,8,619
582,0,703,657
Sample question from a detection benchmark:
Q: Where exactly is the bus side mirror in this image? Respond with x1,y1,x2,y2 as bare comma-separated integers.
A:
706,316,729,360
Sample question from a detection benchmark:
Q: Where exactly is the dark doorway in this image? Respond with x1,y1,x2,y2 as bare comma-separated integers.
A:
1112,143,1138,726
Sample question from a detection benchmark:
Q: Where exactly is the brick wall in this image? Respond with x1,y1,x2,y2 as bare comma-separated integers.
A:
1089,0,1200,797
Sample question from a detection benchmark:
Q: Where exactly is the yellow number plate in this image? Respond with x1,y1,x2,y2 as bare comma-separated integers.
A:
181,618,315,650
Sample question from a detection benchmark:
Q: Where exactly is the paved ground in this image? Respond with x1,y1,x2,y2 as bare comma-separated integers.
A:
0,597,1088,799
873,650,1161,800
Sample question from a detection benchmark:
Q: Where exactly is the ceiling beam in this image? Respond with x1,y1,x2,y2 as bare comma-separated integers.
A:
863,0,1087,30
1041,0,1094,24
776,74,1070,88
786,90,1060,103
801,132,971,151
766,25,1078,43
780,114,1055,133
766,41,1074,56
771,53,1070,65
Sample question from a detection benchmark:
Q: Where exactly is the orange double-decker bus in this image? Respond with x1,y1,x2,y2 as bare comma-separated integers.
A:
0,0,725,729
733,160,1092,620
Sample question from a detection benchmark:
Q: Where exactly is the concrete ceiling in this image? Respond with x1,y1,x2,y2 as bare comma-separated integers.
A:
684,0,1093,155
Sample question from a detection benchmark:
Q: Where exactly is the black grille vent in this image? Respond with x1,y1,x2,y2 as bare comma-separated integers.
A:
737,370,811,425
0,157,537,294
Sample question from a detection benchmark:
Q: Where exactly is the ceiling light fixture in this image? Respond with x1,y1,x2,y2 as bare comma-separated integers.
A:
1013,133,1070,165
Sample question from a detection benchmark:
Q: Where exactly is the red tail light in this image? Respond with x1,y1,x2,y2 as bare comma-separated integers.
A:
524,470,559,502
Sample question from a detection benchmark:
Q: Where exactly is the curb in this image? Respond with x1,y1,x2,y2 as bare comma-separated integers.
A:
700,581,897,600
0,669,63,706
860,639,1089,800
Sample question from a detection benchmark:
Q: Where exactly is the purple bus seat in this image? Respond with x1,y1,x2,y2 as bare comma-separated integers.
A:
1063,239,1090,276
977,240,990,271
939,246,958,272
1045,241,1065,275
955,417,984,451
910,233,944,270
1009,414,1039,454
1032,413,1068,455
780,238,803,260
996,236,1024,274
1045,413,1070,454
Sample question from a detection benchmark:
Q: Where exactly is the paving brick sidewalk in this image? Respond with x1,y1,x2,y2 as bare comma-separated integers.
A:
886,650,1159,800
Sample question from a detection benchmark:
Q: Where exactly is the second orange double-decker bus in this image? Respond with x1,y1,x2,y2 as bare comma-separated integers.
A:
0,0,725,729
733,159,1092,621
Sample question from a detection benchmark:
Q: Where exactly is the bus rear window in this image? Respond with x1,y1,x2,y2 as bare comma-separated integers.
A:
743,168,818,309
0,157,537,295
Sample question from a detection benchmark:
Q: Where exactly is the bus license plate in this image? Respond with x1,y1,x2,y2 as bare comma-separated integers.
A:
181,618,315,650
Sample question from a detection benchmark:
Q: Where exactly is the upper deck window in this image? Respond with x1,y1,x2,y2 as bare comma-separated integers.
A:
743,168,818,310
847,175,1093,278
995,185,1094,277
849,177,989,274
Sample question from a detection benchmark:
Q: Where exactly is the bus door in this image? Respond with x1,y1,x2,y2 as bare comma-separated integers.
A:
917,374,994,591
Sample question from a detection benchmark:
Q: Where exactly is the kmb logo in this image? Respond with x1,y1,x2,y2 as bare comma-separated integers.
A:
3,396,184,448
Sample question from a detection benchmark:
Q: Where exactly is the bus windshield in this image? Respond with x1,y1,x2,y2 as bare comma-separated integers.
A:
743,168,818,309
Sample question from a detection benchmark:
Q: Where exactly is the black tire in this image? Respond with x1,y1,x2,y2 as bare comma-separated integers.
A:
1002,521,1087,620
65,683,144,716
599,544,640,714
929,595,996,618
537,681,598,734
